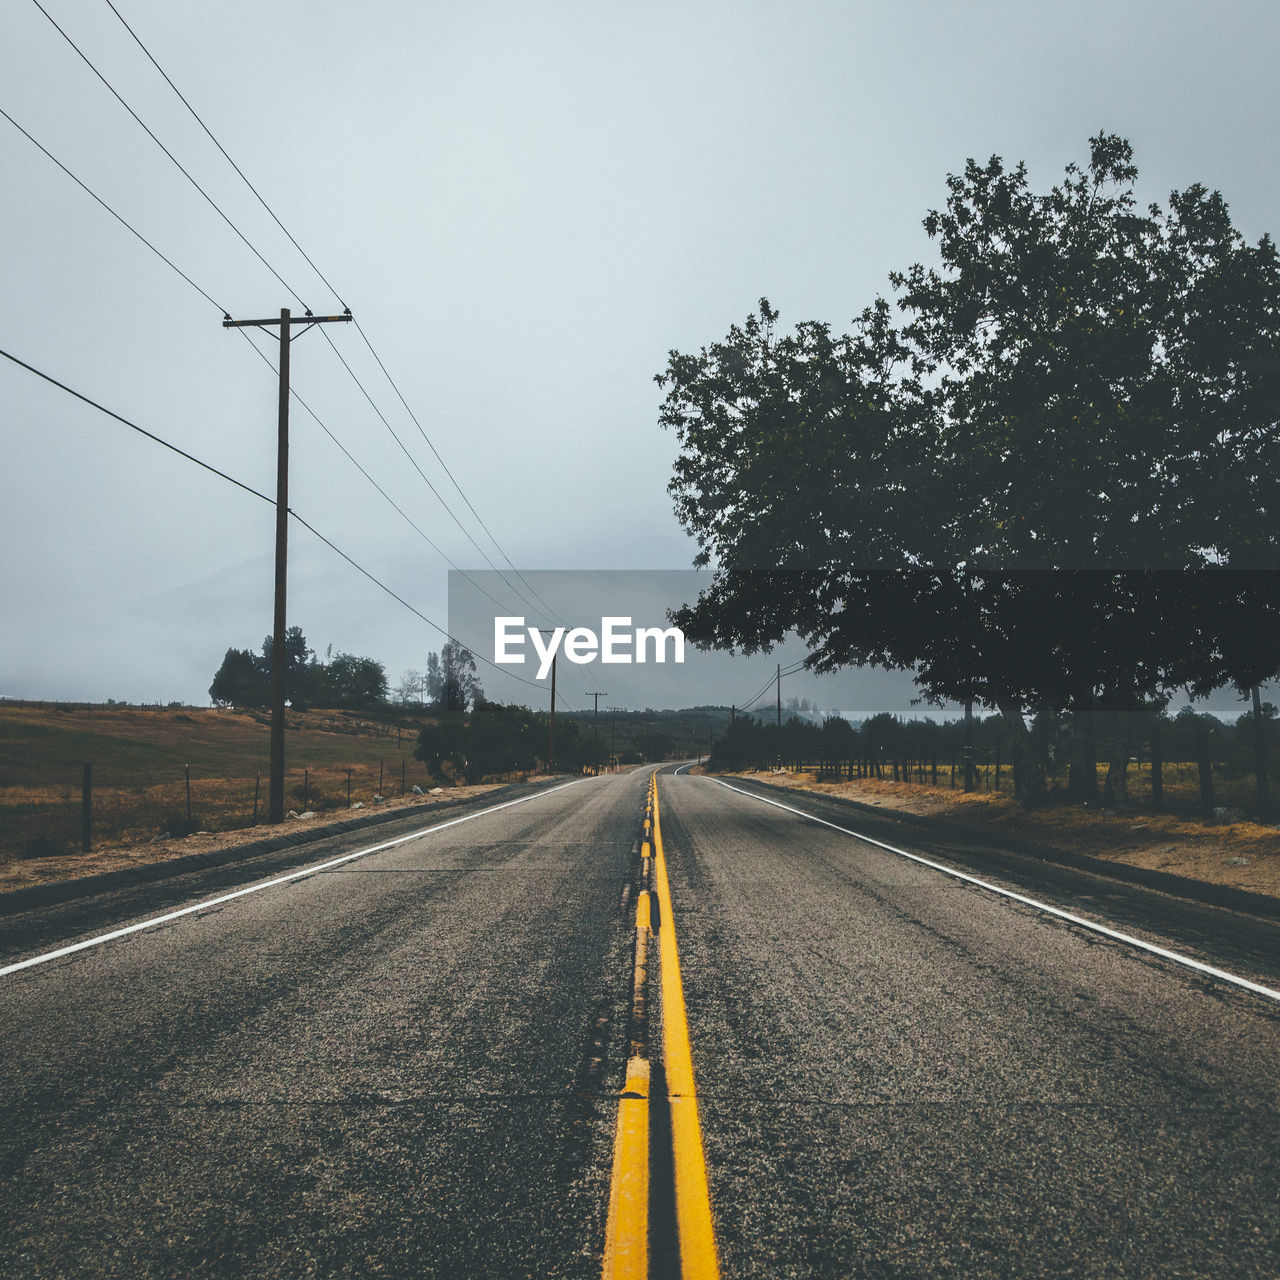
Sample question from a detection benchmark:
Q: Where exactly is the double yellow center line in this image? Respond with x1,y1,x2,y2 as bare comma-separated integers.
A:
602,772,720,1279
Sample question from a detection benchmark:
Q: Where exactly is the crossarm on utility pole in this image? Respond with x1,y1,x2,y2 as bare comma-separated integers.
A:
221,305,352,824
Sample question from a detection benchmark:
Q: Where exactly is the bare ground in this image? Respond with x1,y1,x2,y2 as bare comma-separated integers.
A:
719,769,1280,900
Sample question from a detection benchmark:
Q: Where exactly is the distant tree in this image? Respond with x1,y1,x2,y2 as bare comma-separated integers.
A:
424,652,442,704
260,626,318,708
324,652,389,708
209,648,267,708
426,641,483,714
636,730,675,762
396,669,425,707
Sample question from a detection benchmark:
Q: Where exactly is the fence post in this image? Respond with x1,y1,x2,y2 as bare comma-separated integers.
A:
401,757,406,796
1150,725,1163,811
185,763,192,823
253,771,261,825
379,758,384,796
347,768,352,806
81,762,92,853
304,767,309,811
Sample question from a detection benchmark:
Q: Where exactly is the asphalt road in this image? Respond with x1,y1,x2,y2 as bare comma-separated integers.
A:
4,765,1279,1279
0,770,647,1279
658,770,1280,1279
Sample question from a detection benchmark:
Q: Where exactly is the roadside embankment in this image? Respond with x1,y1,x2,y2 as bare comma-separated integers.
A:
717,769,1280,901
0,777,566,910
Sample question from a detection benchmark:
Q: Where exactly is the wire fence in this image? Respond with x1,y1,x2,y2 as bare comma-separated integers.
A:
789,754,1272,822
1,757,475,862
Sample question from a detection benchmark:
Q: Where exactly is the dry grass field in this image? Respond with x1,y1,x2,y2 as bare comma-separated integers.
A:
732,768,1280,898
0,703,448,870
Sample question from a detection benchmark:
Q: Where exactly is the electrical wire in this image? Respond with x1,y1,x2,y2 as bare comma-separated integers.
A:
1,344,553,693
0,104,227,314
1,345,269,504
350,318,567,624
30,0,312,309
101,0,349,310
0,101,554,661
316,327,553,624
736,659,808,716
95,0,582,651
236,331,528,620
35,2,599,695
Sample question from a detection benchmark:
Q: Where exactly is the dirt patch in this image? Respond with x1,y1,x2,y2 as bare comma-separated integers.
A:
0,784,504,896
727,770,1280,900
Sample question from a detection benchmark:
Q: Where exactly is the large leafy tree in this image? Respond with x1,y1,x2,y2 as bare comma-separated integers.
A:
324,652,389,708
658,135,1280,802
208,647,267,708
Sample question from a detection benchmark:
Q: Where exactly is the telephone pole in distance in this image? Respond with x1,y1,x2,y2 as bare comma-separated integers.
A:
591,691,608,775
222,306,352,823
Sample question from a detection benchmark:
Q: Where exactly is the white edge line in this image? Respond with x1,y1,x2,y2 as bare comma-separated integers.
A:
1,777,593,979
711,777,1280,1006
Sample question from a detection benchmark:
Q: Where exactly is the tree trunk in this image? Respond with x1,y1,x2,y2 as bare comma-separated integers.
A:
1252,685,1270,823
1067,692,1099,805
1102,709,1132,808
993,694,1048,805
1150,722,1163,811
1196,726,1215,820
963,699,976,793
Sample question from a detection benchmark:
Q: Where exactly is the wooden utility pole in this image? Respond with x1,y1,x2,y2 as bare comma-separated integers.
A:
776,663,782,769
548,652,557,773
591,691,608,775
222,307,352,823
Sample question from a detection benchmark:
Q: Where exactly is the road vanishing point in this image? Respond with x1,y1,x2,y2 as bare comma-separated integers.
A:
2,766,1279,1278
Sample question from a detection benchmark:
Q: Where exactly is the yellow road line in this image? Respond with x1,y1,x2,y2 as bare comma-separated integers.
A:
602,1056,650,1280
653,775,721,1280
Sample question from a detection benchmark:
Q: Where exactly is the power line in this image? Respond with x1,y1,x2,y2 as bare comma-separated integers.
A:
736,659,807,716
236,330,530,620
1,344,551,693
31,0,311,308
93,0,577,645
101,0,348,310
37,2,596,693
0,104,226,314
316,327,551,620
0,106,536,640
350,318,567,624
0,345,268,504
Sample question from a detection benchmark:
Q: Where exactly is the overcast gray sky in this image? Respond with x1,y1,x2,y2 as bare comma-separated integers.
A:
3,1,1278,716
